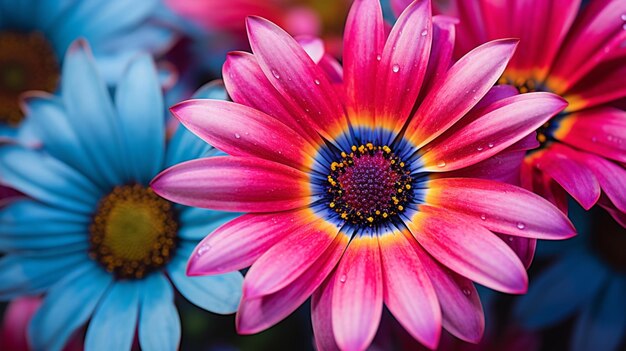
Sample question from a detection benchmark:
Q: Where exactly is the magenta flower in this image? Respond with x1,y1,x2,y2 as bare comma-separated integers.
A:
394,0,626,226
152,0,575,349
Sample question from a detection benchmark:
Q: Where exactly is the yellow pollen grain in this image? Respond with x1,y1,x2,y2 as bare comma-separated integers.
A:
367,217,374,223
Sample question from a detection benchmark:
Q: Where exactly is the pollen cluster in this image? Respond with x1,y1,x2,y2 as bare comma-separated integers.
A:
89,184,178,280
498,75,538,94
326,143,413,226
0,31,59,125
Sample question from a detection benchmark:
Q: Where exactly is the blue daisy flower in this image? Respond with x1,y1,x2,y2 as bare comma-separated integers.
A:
0,0,176,138
514,208,626,351
0,40,242,351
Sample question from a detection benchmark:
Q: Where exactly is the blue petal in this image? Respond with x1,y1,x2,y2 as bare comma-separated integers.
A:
35,0,74,32
19,94,110,191
138,273,181,351
514,251,610,328
164,124,220,168
115,54,165,184
572,277,626,351
48,0,159,56
61,40,132,186
168,242,243,314
0,251,86,300
177,207,239,241
85,280,140,351
29,262,113,351
0,145,99,214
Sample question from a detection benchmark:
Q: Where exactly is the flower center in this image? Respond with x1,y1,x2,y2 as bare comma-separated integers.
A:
0,31,59,126
326,143,413,226
498,75,540,94
89,185,178,280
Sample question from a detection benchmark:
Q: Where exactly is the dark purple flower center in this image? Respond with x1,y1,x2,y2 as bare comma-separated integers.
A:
0,31,59,126
89,184,178,280
326,143,413,226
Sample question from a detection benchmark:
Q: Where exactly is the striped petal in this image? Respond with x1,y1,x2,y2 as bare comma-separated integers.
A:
425,178,575,239
379,229,441,349
407,205,528,294
578,153,626,213
138,274,181,351
170,99,317,171
151,156,311,212
332,235,383,351
311,271,341,351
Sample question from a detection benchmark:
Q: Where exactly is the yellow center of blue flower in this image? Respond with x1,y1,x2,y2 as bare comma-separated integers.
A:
326,143,413,226
0,31,59,125
89,184,178,280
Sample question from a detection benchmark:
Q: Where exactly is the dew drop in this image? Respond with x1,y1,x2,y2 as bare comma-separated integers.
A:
421,29,428,36
621,13,626,21
234,133,241,139
376,54,382,61
197,244,212,256
508,237,514,242
488,142,494,148
462,288,471,296
392,64,400,73
436,160,446,168
516,222,526,230
314,79,321,85
476,146,484,151
480,214,486,220
339,274,347,283
271,69,280,79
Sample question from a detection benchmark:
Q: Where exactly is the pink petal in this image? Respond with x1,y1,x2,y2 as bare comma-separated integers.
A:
419,16,458,100
243,216,340,298
390,0,413,18
236,232,349,334
343,0,385,125
151,156,311,212
375,0,433,135
556,107,626,163
529,145,601,210
498,234,537,269
222,51,322,144
1,297,42,351
562,59,626,112
412,244,485,343
407,205,528,294
186,210,316,276
579,153,626,213
311,271,341,351
419,92,566,172
405,39,518,149
425,178,575,239
548,0,626,92
439,149,526,185
332,235,383,351
379,229,441,349
296,36,325,63
245,16,347,140
598,195,626,228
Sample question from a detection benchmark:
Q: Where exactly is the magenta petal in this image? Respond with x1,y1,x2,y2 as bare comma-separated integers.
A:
420,92,567,172
405,39,518,149
413,244,485,343
343,0,385,122
296,35,325,63
379,229,441,349
579,153,626,213
151,156,311,212
407,205,528,294
426,178,576,240
419,15,458,100
243,217,340,298
245,16,347,140
332,235,383,351
311,271,341,351
186,210,314,275
498,234,537,269
236,232,348,334
375,0,433,134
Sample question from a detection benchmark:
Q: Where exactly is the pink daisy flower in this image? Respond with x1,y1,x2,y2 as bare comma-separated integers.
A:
393,0,626,225
152,0,575,349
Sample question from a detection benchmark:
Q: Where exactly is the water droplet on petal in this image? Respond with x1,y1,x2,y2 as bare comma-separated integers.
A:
234,133,241,139
480,214,486,220
462,288,471,296
516,222,526,230
376,54,382,61
477,146,484,151
437,160,446,168
339,274,347,283
621,13,626,21
488,142,494,148
508,237,514,242
197,244,212,256
421,29,428,36
392,64,400,73
271,69,280,79
314,79,321,85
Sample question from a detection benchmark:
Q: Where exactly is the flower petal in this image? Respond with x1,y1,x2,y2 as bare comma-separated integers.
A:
237,231,349,334
151,156,311,212
332,235,383,351
563,58,626,111
170,99,317,171
420,92,567,172
419,16,457,98
407,205,528,294
245,16,348,140
379,228,441,349
311,271,341,351
425,178,575,239
243,216,340,298
138,274,181,351
578,153,626,213
405,39,518,149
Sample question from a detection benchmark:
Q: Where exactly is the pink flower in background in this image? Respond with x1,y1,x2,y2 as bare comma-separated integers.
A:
392,0,626,226
152,0,576,349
